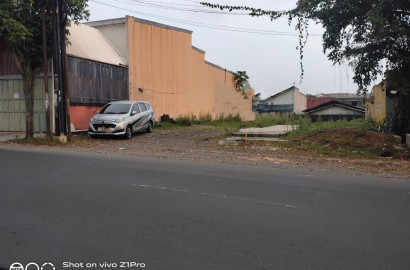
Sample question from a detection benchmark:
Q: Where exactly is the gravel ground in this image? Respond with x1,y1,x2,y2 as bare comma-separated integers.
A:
4,125,408,179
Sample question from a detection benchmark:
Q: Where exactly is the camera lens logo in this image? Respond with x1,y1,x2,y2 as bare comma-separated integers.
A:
9,262,55,270
9,263,24,270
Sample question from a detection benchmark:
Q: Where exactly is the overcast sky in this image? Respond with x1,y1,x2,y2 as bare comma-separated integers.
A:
85,0,375,98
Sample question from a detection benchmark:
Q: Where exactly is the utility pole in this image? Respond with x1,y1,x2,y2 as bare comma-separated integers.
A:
52,0,66,137
52,0,60,135
61,0,71,141
41,3,51,141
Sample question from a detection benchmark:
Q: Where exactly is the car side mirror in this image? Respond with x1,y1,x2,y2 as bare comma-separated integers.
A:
131,111,137,116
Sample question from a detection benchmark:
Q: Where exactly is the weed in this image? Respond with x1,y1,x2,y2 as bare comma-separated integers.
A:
175,115,192,126
199,113,212,123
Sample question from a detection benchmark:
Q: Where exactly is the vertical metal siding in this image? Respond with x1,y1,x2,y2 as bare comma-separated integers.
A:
68,57,128,105
0,77,52,132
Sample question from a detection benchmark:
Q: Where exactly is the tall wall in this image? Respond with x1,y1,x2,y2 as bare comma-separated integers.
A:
366,83,386,123
211,64,255,120
126,16,254,121
294,89,307,114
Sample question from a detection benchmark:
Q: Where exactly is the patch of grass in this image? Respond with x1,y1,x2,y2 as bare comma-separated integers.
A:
10,135,100,147
175,115,193,126
198,113,212,123
285,118,379,138
154,122,179,130
276,128,400,159
215,113,242,122
12,137,61,146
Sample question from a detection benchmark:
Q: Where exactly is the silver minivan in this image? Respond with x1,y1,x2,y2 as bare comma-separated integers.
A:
88,101,155,139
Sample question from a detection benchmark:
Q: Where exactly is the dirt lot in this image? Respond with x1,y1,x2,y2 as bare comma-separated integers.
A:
5,125,409,179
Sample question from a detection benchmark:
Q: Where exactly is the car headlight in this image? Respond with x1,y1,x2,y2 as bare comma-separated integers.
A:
114,117,125,123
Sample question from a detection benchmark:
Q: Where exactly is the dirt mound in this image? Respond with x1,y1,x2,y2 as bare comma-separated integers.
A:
301,128,408,159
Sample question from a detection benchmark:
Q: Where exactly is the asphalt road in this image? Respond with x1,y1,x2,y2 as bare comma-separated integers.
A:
0,146,409,270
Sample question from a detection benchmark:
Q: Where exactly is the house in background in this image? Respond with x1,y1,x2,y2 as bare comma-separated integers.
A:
320,93,367,108
306,96,335,110
253,86,307,116
303,100,365,122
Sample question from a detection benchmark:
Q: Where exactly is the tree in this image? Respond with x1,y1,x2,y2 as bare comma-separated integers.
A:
0,0,89,139
201,0,410,137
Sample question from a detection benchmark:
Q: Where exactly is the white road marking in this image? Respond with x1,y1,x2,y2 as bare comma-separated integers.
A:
132,184,326,212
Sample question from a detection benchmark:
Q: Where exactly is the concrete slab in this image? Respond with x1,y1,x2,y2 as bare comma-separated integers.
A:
0,132,45,142
218,136,287,145
234,125,298,137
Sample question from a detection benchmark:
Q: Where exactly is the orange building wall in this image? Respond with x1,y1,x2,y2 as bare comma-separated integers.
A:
70,105,102,130
127,16,254,121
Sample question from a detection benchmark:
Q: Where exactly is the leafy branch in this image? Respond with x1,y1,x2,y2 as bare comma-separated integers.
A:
233,71,250,99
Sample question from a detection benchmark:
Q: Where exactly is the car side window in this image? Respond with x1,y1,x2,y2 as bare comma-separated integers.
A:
132,103,140,114
146,103,151,110
139,103,147,112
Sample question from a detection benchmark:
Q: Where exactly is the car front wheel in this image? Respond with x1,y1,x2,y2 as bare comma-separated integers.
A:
146,121,153,133
124,126,132,139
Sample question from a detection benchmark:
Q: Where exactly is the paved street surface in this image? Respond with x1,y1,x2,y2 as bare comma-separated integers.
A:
0,146,409,269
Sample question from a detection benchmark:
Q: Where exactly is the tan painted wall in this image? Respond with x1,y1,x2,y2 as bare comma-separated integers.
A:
366,83,386,123
294,89,307,114
126,16,254,121
212,66,255,120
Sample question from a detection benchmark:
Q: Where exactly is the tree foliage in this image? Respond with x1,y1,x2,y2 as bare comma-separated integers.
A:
233,71,250,99
201,0,410,94
0,0,89,138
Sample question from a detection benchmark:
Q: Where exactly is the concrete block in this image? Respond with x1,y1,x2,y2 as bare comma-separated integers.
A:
393,135,402,144
59,135,67,143
407,134,410,148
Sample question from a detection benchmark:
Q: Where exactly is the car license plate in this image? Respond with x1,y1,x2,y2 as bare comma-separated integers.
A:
98,127,111,132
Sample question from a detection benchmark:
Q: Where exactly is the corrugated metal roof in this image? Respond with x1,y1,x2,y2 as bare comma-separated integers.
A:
66,23,127,67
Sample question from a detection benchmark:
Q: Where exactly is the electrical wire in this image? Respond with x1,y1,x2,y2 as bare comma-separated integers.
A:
90,0,321,37
109,0,250,15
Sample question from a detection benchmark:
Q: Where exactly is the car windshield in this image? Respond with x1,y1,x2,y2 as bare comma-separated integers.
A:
99,104,131,114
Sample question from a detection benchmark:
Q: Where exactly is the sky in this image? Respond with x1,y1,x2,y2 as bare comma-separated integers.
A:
85,0,375,98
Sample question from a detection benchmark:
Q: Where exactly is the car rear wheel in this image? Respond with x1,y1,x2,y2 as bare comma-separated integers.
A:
124,126,132,139
146,121,153,133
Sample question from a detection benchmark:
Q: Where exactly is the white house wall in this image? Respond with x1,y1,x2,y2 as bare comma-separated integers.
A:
265,90,293,105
